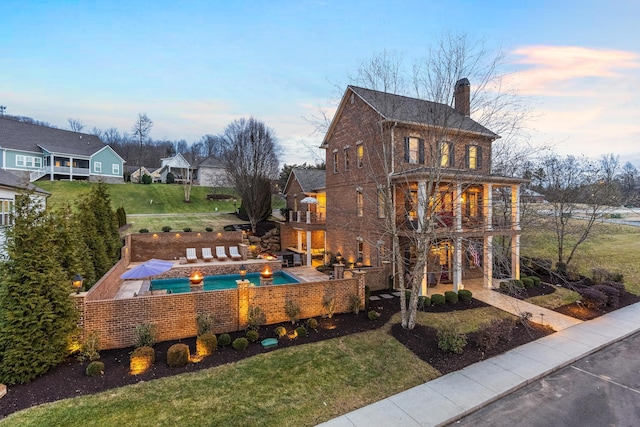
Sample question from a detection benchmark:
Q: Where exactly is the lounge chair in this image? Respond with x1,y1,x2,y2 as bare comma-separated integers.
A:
293,253,302,266
186,248,198,263
215,246,228,261
228,246,243,261
202,247,214,262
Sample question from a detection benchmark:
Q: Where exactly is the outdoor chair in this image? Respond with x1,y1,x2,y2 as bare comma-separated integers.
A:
228,246,243,261
202,247,214,262
293,253,303,266
215,246,228,261
186,248,198,263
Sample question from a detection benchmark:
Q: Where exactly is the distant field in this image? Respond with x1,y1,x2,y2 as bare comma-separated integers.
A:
522,220,640,295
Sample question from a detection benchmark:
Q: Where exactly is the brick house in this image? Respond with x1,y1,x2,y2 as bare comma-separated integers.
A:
316,79,526,292
280,168,326,266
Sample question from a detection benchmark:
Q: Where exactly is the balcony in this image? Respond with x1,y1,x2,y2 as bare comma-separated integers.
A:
30,166,91,181
288,211,326,224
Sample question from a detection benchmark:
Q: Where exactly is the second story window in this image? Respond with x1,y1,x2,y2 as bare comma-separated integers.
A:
466,145,482,170
357,142,364,168
333,151,338,173
439,141,454,167
405,137,424,164
377,187,386,218
356,190,364,217
344,148,350,171
0,199,14,226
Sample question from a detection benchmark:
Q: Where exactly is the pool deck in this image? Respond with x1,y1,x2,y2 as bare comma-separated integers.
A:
116,261,329,300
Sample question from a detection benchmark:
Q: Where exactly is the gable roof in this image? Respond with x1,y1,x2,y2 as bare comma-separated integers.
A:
197,156,225,168
287,168,325,193
322,85,499,147
160,153,190,169
0,169,49,195
0,118,108,157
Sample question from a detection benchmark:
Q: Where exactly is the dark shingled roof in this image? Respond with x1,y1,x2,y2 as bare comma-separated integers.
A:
0,118,107,157
292,168,325,192
349,86,498,139
0,169,49,195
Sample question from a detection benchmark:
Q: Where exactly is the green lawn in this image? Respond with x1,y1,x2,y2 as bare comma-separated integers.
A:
1,308,510,426
522,221,640,295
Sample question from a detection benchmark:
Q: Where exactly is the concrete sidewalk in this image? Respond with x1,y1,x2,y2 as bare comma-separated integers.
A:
318,301,640,427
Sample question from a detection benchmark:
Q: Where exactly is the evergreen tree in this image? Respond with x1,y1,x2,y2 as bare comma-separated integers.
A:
0,194,79,384
52,203,94,286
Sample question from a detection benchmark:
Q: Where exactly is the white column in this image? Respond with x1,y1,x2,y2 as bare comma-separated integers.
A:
453,237,462,292
306,231,312,266
484,184,493,230
289,210,294,222
483,236,493,289
511,234,520,280
454,183,462,231
306,211,311,224
417,181,426,232
511,184,520,230
297,231,303,251
50,153,54,181
69,157,74,181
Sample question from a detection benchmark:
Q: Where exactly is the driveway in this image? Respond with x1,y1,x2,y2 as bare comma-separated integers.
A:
453,331,640,426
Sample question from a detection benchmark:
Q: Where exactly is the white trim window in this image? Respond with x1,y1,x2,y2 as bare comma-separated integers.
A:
16,155,25,167
0,199,14,226
94,162,102,173
356,190,364,217
357,142,364,168
344,148,350,171
112,164,120,175
15,155,42,168
333,151,338,174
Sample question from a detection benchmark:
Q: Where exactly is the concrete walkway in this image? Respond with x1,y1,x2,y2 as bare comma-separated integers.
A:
318,301,640,427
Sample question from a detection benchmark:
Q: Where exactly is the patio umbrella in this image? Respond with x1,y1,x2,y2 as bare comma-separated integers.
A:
121,259,174,280
300,196,319,204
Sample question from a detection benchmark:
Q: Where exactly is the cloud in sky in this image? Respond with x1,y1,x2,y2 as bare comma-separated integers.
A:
510,45,640,96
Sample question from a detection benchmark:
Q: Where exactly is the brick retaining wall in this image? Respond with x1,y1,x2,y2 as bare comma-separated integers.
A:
130,231,243,262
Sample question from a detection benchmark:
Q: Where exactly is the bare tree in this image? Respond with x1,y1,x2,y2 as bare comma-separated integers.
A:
535,154,618,269
67,118,85,132
131,114,153,183
220,117,280,233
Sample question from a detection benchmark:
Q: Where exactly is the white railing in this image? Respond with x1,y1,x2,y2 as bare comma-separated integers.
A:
29,167,48,182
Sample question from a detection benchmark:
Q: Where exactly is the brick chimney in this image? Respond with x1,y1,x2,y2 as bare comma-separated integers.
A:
454,78,470,116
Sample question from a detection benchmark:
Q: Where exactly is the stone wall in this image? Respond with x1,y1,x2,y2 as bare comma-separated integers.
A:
130,231,243,262
247,227,281,254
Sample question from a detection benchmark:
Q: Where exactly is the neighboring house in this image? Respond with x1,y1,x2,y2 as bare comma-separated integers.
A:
0,169,49,255
196,156,228,187
129,166,154,182
154,153,191,183
0,118,125,183
303,80,526,292
521,188,546,203
280,168,326,266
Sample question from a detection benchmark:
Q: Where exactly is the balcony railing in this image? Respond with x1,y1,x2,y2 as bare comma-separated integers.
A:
397,213,513,231
29,166,91,181
288,211,326,224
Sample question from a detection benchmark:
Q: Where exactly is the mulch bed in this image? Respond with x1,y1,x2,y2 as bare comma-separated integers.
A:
554,289,640,320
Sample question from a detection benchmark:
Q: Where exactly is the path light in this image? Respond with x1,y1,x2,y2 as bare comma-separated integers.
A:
239,264,247,279
72,273,84,294
336,252,343,264
356,257,363,268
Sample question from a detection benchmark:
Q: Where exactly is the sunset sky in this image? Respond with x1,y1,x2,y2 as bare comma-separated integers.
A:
1,0,638,167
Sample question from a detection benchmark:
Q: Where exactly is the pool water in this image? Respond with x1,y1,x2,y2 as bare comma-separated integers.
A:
150,271,299,294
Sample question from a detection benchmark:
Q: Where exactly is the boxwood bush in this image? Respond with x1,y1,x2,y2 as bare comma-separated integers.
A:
458,289,473,302
167,343,190,367
431,293,446,305
273,326,287,338
444,291,458,304
85,361,105,377
232,337,249,351
521,277,534,289
196,332,217,356
217,333,231,347
295,326,308,338
246,330,260,342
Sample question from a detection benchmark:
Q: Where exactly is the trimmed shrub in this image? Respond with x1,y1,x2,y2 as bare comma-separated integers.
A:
444,291,458,304
246,330,260,342
161,226,171,232
205,227,213,232
475,319,514,351
183,227,192,232
349,294,363,314
306,318,318,330
295,326,308,338
134,323,157,348
85,361,105,377
196,313,215,336
521,278,534,289
130,346,155,374
593,284,620,308
141,174,152,184
605,281,626,295
364,285,371,311
458,289,473,302
418,296,430,310
116,206,127,228
368,310,381,320
431,294,446,305
437,324,467,354
580,287,607,309
274,326,287,338
139,228,149,233
285,300,302,323
322,295,336,318
500,280,524,296
529,276,541,287
77,331,100,362
167,344,190,367
166,172,175,184
218,333,231,347
232,337,249,351
592,268,624,284
196,333,217,356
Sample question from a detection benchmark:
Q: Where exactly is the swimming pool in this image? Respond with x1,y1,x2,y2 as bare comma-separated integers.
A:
150,271,300,294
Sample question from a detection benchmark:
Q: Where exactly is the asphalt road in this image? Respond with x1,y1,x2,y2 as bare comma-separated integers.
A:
453,331,640,427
